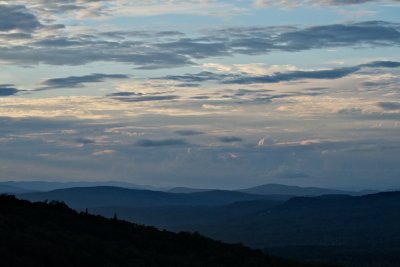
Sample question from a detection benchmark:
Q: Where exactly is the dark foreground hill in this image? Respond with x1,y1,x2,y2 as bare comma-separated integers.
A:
0,195,326,267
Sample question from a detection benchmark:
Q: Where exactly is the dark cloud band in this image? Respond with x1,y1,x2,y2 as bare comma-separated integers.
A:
0,21,399,69
135,139,188,147
41,73,129,89
160,61,400,85
0,84,20,97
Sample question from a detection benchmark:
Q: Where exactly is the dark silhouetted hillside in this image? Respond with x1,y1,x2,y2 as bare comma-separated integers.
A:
0,194,327,267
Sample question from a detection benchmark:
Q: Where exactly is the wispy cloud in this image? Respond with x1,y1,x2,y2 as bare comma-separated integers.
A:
160,61,400,85
135,139,188,147
218,136,243,143
254,0,397,8
377,102,400,110
0,20,399,69
40,74,129,89
174,130,205,136
113,95,179,103
0,4,41,32
0,84,20,96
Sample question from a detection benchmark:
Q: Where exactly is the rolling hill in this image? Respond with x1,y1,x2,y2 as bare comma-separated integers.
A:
239,184,366,196
17,186,275,209
191,192,400,267
0,194,326,267
0,180,163,192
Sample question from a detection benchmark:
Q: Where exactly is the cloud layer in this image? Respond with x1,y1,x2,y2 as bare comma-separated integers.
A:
41,74,129,89
0,17,399,69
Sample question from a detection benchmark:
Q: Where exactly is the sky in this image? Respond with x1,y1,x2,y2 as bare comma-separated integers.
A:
0,0,399,190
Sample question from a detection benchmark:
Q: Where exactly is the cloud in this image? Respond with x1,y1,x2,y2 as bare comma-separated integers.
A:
265,165,310,179
360,61,400,68
174,130,205,136
108,92,143,97
0,84,20,96
254,0,397,8
225,66,359,84
0,21,399,69
287,23,399,49
41,73,129,89
0,40,193,68
1,116,399,189
257,137,266,147
135,139,188,147
22,0,108,18
0,4,41,32
75,137,96,145
160,60,400,85
218,136,243,143
113,95,179,102
92,149,115,156
212,21,400,55
157,38,229,59
377,102,400,110
162,71,231,83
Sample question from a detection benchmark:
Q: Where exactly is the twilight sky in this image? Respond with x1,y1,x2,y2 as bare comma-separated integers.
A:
0,0,399,190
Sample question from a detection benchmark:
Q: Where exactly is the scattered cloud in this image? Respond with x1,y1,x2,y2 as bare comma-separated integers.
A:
41,73,129,89
107,92,143,97
218,136,243,143
160,61,400,85
135,139,188,147
92,149,115,156
265,165,310,179
0,84,20,96
0,21,399,69
113,95,179,102
254,0,397,8
174,130,205,136
0,1,399,189
377,102,400,110
0,4,41,32
75,137,96,145
257,137,266,147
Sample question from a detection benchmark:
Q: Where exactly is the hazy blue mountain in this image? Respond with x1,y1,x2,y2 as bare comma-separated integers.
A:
239,183,361,196
193,192,400,247
186,191,400,266
168,187,213,193
0,184,28,194
90,200,281,229
2,181,165,192
18,186,274,209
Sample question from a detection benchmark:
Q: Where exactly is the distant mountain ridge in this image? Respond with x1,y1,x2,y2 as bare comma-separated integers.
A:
0,184,29,194
168,187,212,193
17,186,274,209
239,183,373,196
169,183,377,196
0,181,165,192
2,180,378,197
